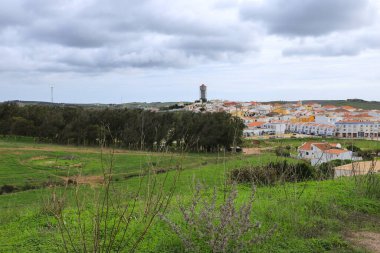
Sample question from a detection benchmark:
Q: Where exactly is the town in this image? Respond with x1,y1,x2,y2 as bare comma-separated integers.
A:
180,84,380,140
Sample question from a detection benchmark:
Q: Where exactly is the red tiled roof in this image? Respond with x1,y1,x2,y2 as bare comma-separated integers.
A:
299,142,317,151
247,122,266,128
299,142,340,151
323,105,337,109
324,149,349,155
224,102,238,106
333,109,349,113
341,106,356,110
348,113,372,118
313,143,333,151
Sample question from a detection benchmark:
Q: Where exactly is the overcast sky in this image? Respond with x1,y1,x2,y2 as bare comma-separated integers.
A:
1,0,380,103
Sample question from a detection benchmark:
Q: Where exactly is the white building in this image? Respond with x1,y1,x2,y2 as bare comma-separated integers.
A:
315,115,343,125
287,122,336,136
243,122,272,137
263,122,287,135
255,105,272,115
298,142,360,166
335,121,380,138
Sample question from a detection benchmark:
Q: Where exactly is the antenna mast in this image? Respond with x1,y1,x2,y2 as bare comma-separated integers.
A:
50,85,54,103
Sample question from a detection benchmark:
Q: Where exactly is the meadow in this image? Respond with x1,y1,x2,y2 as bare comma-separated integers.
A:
0,136,379,252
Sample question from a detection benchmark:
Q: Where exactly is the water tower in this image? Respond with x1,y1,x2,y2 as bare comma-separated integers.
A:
200,84,207,102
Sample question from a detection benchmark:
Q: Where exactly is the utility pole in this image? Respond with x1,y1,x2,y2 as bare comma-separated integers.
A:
50,85,54,103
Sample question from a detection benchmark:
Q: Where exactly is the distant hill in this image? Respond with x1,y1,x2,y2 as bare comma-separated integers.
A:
3,99,380,110
268,99,380,110
0,100,180,109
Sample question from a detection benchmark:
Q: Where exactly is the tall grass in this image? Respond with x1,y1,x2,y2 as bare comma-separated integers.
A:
42,126,182,252
352,159,380,199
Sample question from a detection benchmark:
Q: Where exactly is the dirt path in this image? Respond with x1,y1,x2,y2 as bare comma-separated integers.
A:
242,147,272,155
347,231,380,252
0,146,181,157
62,175,104,186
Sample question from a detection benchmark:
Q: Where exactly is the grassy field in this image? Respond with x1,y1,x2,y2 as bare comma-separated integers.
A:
0,137,379,252
0,136,229,187
245,137,380,150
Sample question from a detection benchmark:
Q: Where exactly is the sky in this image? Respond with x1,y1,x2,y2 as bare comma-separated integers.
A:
0,0,380,103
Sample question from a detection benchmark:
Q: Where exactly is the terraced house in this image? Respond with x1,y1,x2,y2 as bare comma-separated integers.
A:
335,121,380,138
287,122,336,136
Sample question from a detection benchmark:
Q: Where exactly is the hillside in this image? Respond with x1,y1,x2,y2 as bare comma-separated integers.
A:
0,100,180,109
269,99,380,110
0,137,379,252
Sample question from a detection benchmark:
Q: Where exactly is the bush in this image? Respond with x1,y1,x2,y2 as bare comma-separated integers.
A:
230,161,315,185
275,146,290,157
160,183,276,252
21,183,37,191
315,159,353,180
0,184,18,194
346,145,361,153
358,149,379,160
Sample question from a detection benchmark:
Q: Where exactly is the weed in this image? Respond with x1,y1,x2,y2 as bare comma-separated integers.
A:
160,183,276,252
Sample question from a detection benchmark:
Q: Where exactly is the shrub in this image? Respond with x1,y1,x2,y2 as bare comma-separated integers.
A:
275,147,290,157
346,145,361,153
0,184,18,194
21,183,37,191
160,183,276,252
358,149,380,160
316,163,335,180
316,159,353,180
230,161,315,185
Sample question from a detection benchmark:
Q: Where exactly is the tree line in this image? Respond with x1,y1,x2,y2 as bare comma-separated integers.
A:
0,103,244,152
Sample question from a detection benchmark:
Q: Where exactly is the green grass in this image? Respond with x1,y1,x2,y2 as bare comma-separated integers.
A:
246,137,380,151
0,136,229,187
0,138,379,252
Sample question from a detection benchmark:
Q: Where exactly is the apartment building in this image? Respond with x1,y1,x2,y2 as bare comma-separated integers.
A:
335,121,380,138
287,122,336,136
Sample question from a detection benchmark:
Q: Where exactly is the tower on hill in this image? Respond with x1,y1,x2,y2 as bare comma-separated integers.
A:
200,84,207,102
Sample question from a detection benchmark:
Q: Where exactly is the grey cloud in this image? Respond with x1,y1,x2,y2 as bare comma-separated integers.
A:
28,21,113,48
173,33,253,59
0,0,256,72
240,0,376,36
0,1,34,29
283,29,380,57
283,45,360,57
56,48,189,72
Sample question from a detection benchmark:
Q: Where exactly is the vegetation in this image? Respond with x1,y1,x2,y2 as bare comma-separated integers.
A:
244,137,380,152
274,145,291,157
0,103,244,152
316,160,352,180
160,183,276,252
0,137,379,252
43,132,181,253
230,160,316,185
